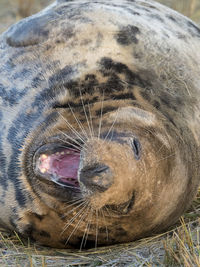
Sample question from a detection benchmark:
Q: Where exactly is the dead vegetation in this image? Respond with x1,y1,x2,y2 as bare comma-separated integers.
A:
17,0,34,18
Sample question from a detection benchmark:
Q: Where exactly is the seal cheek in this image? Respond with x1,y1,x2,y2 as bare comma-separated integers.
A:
79,164,113,192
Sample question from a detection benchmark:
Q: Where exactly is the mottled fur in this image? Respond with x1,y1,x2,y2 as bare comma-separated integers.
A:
0,0,200,248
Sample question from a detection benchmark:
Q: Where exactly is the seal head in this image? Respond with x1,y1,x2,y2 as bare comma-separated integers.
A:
0,0,200,248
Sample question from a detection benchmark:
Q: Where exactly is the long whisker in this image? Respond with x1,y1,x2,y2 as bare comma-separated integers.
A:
84,206,93,247
68,103,89,140
56,136,82,151
152,153,176,164
64,205,90,246
61,198,84,212
101,209,109,241
103,108,119,143
56,144,81,153
87,102,95,138
54,183,79,190
103,205,119,219
58,112,86,144
62,200,89,234
79,205,92,251
95,209,99,249
57,130,85,150
98,91,104,140
62,199,86,217
79,89,93,138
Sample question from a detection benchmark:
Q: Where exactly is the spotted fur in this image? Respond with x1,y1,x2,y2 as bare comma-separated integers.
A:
0,0,200,248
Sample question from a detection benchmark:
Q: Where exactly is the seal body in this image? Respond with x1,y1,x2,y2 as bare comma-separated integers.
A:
0,0,200,248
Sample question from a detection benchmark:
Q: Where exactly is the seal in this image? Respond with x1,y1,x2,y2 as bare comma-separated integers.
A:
0,0,200,248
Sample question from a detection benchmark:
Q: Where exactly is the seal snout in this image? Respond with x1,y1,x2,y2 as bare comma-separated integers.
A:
79,163,113,192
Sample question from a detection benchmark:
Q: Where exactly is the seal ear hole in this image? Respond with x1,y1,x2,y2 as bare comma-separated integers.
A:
131,138,141,160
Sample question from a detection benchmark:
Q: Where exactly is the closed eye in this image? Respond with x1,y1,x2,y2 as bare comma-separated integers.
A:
131,138,141,160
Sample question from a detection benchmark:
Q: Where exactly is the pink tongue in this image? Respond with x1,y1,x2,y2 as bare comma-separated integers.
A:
51,152,80,178
39,149,80,186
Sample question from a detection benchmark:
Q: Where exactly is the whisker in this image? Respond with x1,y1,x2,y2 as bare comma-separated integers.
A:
152,153,176,164
68,103,89,140
62,200,89,234
62,200,87,220
101,209,109,241
57,144,81,153
58,112,86,144
79,89,93,138
84,207,93,247
95,209,99,249
54,183,79,190
57,131,84,150
79,205,92,251
103,108,119,143
87,102,95,138
103,206,119,219
64,205,90,246
62,199,85,214
98,91,104,140
56,136,82,151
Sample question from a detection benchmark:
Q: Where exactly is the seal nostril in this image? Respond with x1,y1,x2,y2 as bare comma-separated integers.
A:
94,165,110,174
79,164,113,192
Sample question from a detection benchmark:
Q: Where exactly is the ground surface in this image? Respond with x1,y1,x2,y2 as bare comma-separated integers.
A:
0,0,200,266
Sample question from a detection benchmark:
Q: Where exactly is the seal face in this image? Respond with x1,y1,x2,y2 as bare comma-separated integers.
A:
0,0,200,248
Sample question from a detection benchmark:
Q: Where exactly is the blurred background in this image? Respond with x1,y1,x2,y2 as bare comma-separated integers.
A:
0,0,200,34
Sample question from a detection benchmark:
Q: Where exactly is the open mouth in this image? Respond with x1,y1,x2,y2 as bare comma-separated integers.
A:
33,144,81,189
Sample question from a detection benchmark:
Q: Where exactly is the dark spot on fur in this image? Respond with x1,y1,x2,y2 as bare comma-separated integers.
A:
146,4,158,10
153,100,160,109
31,74,45,88
115,25,140,45
9,216,18,229
176,32,187,40
187,21,200,36
15,187,27,207
116,227,128,236
166,15,177,22
95,106,118,116
124,7,140,16
99,57,151,89
38,230,51,238
134,52,143,59
148,14,164,22
113,92,136,100
49,65,75,86
22,224,35,238
160,94,178,111
140,90,150,101
0,83,28,106
33,213,45,221
98,74,124,93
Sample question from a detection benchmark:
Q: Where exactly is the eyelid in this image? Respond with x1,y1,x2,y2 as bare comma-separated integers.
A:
131,138,141,160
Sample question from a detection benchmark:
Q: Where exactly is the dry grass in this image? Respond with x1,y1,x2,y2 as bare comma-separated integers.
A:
163,220,200,267
17,0,34,18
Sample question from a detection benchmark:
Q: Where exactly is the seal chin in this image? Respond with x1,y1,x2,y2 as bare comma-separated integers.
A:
33,143,81,190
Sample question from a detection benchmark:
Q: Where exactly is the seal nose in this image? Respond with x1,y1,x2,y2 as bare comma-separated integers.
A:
79,164,113,192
